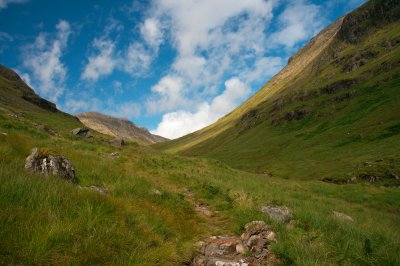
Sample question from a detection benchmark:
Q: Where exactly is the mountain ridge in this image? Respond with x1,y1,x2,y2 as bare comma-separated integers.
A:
76,111,167,145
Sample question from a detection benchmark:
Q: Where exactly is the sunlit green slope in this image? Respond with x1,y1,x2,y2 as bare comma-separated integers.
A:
158,0,400,180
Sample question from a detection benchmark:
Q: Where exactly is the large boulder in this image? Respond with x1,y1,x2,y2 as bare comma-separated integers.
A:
261,205,293,223
25,148,77,183
71,128,91,138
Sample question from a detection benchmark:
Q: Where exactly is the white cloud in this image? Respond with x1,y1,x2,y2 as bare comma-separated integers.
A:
146,75,188,114
269,1,323,48
0,0,27,10
140,18,164,49
81,33,155,81
81,38,117,81
21,20,71,102
152,77,250,139
123,42,153,75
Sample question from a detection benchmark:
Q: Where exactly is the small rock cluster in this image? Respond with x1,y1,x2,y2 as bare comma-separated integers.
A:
25,147,77,183
192,221,277,266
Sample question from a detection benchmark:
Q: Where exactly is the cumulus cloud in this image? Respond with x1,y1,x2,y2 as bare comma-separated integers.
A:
81,38,117,81
21,20,71,102
152,77,250,139
140,18,164,49
81,27,156,81
0,0,27,10
146,75,189,114
269,1,323,49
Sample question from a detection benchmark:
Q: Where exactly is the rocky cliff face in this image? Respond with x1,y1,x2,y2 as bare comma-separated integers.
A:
76,112,167,145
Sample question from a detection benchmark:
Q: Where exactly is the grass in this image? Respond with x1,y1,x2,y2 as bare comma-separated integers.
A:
1,105,400,265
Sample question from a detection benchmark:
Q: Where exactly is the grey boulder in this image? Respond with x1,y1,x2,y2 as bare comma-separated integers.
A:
25,148,77,183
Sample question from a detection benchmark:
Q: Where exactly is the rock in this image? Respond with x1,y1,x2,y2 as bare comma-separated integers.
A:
359,173,380,182
79,185,110,195
266,231,276,242
25,148,77,183
71,128,91,138
151,189,163,196
111,152,120,158
333,211,354,222
192,221,276,265
204,237,238,256
235,243,247,254
350,176,357,182
109,138,124,147
36,124,57,136
261,205,293,223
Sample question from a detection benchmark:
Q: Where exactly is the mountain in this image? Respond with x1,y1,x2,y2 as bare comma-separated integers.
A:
157,0,400,180
76,112,167,145
0,64,58,113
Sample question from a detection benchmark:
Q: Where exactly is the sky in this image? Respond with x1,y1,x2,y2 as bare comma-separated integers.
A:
0,0,366,139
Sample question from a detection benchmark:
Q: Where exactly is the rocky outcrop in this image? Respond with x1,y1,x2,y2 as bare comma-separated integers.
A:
76,112,168,145
25,148,77,183
71,128,92,138
192,221,277,266
261,205,293,223
337,0,400,44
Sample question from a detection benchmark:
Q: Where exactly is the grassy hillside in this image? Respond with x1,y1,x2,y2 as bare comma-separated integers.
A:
1,100,400,265
1,63,400,265
157,0,400,181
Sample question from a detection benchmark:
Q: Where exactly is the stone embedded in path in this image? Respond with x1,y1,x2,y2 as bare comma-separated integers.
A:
25,147,77,183
192,221,277,266
261,205,293,223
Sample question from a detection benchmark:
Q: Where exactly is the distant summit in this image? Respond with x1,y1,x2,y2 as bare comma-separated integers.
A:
76,112,168,145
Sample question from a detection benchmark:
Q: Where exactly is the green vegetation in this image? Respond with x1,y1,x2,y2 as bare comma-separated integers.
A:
157,1,400,182
1,0,400,265
1,108,400,265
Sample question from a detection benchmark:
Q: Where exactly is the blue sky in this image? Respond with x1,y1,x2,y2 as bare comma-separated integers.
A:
0,0,366,138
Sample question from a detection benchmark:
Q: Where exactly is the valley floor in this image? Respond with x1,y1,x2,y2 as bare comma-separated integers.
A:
0,109,400,265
